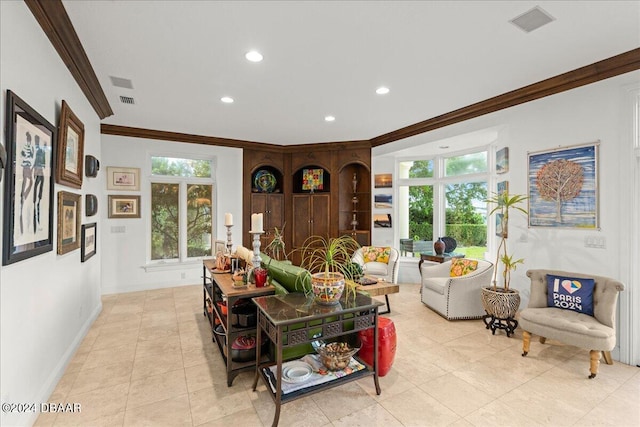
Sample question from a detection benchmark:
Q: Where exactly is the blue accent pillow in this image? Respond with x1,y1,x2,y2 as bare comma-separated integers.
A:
546,274,595,316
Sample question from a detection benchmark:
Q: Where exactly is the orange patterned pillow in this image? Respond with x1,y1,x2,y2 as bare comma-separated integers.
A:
450,258,478,277
362,246,391,264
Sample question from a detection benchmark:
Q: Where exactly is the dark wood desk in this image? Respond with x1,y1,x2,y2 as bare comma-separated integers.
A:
418,252,465,276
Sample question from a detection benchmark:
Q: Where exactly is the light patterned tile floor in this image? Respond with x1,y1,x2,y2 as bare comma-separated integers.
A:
34,283,640,427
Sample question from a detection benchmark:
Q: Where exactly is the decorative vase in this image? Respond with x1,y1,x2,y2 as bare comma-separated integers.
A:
481,286,521,319
311,272,345,305
254,267,268,287
434,237,445,255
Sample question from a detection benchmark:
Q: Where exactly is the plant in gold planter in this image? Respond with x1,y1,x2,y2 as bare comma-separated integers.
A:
296,235,361,305
481,191,528,336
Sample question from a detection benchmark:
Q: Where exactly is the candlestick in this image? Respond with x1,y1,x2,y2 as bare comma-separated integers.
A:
225,224,233,254
249,231,264,270
251,213,264,233
224,212,233,227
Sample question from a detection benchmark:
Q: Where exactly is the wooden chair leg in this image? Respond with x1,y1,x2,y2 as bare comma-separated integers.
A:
589,350,601,379
602,351,614,365
522,330,531,356
539,337,547,344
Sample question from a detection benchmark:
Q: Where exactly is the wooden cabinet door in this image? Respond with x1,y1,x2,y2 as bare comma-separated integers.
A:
311,194,330,238
292,195,311,248
251,193,267,218
267,193,284,231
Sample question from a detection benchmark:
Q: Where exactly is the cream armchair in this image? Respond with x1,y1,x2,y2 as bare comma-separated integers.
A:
351,247,399,284
520,269,624,379
421,259,494,320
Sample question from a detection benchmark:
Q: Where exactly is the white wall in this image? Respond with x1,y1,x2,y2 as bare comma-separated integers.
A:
100,135,243,294
373,71,640,361
0,3,103,426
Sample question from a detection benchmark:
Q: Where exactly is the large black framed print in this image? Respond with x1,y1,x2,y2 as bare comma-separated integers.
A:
3,90,56,265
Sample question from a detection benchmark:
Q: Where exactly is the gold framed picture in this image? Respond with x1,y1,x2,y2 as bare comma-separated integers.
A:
108,195,141,219
56,101,84,189
57,191,81,255
106,167,140,191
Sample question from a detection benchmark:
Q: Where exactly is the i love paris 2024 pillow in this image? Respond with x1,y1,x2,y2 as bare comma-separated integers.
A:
546,274,595,316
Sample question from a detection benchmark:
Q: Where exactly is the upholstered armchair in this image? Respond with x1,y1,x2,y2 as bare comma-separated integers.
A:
520,269,624,378
421,259,494,320
351,246,399,284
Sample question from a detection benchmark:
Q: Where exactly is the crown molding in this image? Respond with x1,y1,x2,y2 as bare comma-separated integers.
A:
25,0,113,119
370,48,640,147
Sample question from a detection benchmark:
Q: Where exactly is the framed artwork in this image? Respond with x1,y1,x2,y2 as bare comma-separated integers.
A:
81,222,97,262
528,143,599,229
107,166,140,191
108,195,141,218
56,100,84,188
497,180,509,204
2,90,56,265
496,147,509,174
57,191,81,255
374,193,392,209
374,173,392,188
373,213,392,228
302,168,323,191
496,213,507,238
214,240,226,254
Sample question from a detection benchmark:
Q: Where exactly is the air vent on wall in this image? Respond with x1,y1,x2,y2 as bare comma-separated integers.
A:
110,76,134,89
119,96,135,105
510,6,555,33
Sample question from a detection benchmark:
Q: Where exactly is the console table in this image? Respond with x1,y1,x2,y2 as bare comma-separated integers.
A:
202,260,275,386
252,293,383,427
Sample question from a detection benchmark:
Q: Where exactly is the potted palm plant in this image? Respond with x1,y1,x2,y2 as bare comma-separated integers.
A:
481,191,528,331
297,235,361,305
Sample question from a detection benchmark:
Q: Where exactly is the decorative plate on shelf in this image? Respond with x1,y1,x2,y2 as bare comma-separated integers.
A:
254,169,277,193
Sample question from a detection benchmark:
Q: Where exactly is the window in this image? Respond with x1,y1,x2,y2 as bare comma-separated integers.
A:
150,156,214,261
398,149,488,258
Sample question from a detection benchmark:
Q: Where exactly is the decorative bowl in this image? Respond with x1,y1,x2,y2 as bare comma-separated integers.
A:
315,341,360,371
311,272,345,305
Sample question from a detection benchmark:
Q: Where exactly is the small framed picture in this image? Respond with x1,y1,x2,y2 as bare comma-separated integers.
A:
496,147,509,174
374,173,392,188
81,222,97,262
107,167,140,191
56,101,84,189
374,194,392,209
57,191,81,255
108,195,141,219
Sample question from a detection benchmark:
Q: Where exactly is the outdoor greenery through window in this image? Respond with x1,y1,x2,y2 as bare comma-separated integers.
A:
151,156,214,261
398,150,488,259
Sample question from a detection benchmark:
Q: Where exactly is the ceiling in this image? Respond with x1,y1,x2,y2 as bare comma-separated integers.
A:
62,1,640,146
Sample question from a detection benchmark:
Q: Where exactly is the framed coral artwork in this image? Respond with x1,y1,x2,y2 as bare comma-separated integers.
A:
528,143,599,229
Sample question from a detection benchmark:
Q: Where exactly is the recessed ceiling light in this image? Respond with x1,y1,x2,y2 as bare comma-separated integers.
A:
325,116,335,122
439,145,450,149
376,86,390,95
221,97,234,103
245,51,263,62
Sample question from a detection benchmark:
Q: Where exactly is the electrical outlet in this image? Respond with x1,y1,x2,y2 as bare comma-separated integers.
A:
181,272,186,279
584,236,606,249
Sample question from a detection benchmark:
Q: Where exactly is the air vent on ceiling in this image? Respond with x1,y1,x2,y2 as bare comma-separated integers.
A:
110,76,134,89
119,96,135,105
510,6,555,33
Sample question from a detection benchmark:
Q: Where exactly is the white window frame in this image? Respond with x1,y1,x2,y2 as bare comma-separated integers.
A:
146,153,216,268
396,146,490,256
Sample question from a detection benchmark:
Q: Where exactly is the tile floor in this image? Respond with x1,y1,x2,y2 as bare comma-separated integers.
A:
34,283,640,427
